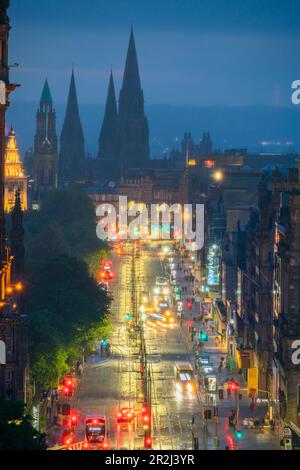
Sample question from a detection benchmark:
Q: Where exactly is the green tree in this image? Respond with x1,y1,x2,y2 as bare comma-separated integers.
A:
29,224,70,264
0,400,46,450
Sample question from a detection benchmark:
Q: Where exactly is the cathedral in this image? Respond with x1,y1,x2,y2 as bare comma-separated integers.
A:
98,28,150,176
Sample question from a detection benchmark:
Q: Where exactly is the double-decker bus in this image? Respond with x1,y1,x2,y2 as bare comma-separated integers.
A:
85,415,107,448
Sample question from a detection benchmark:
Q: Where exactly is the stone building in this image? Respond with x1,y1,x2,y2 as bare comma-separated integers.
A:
0,0,29,403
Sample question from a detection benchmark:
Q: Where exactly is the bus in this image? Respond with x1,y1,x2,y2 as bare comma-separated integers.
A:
85,416,107,447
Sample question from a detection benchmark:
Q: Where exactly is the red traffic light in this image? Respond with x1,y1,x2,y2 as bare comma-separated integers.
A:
62,433,75,446
142,404,148,414
187,300,193,310
228,380,239,393
63,386,72,397
144,436,152,449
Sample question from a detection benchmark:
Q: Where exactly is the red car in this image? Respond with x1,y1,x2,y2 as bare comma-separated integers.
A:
117,407,135,424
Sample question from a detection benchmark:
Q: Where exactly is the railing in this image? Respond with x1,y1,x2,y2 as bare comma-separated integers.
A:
48,441,88,451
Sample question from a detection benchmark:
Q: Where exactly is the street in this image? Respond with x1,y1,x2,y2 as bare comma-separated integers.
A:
47,240,281,450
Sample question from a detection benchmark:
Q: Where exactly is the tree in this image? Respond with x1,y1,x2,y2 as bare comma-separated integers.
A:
24,188,104,261
28,254,109,340
29,223,70,264
0,400,46,450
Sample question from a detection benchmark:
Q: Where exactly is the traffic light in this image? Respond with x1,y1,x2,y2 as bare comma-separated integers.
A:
200,331,208,342
228,416,235,428
125,313,132,321
142,404,151,429
144,436,153,449
228,380,238,393
187,300,193,310
101,339,108,348
236,430,244,440
63,386,72,397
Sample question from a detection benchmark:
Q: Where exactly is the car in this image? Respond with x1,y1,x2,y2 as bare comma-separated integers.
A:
117,407,135,424
153,286,161,295
97,281,108,292
156,276,168,286
174,363,195,393
101,259,112,271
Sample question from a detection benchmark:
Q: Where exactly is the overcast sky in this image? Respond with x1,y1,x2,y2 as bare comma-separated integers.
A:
8,0,300,106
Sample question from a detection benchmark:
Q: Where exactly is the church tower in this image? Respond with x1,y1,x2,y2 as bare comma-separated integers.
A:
98,70,117,161
33,79,58,198
117,29,149,171
59,70,85,181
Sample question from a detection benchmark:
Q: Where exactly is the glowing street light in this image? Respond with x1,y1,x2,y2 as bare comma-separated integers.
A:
212,170,223,182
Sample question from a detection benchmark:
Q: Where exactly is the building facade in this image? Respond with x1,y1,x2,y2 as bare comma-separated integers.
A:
0,0,29,403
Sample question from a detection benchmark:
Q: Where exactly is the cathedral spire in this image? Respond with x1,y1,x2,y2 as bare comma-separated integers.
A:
59,69,85,180
34,79,58,195
117,29,149,169
98,70,117,159
40,78,52,104
121,28,141,92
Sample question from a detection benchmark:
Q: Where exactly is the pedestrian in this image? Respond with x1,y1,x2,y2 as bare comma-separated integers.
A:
52,401,58,425
46,394,52,418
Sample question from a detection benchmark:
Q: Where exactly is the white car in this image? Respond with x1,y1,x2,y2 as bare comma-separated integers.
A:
156,276,168,286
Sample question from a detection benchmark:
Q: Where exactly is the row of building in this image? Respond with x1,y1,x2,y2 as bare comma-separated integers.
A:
0,0,28,403
197,162,300,440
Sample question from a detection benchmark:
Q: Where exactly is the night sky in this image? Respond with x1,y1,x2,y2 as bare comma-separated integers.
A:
8,0,300,106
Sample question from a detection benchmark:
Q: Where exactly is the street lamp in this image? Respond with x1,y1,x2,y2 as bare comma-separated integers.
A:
212,170,223,182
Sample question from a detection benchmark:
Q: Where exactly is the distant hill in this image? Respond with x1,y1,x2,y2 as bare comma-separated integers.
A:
7,102,300,158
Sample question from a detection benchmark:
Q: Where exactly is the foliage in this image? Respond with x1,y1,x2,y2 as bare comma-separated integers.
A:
24,189,113,393
24,188,105,263
85,247,111,278
0,400,46,450
30,223,70,263
27,255,111,390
